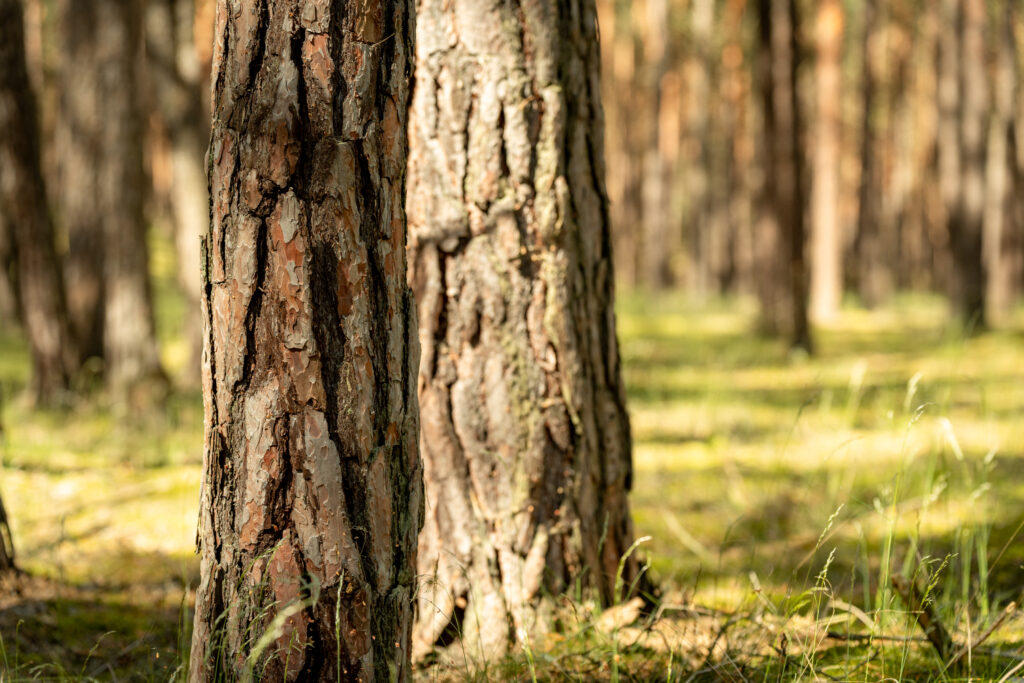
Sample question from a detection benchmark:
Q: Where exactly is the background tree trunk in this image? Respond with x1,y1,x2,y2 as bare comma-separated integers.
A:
852,0,888,308
189,1,421,680
57,0,106,363
982,0,1016,324
809,0,844,323
97,0,164,394
145,0,209,385
949,0,988,327
57,0,163,389
407,0,640,660
641,0,672,291
0,0,78,404
756,0,812,351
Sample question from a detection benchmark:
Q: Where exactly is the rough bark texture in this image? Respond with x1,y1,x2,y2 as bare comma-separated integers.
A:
809,0,843,323
756,0,812,351
0,0,78,404
190,1,421,681
407,0,640,660
146,0,209,385
58,0,164,389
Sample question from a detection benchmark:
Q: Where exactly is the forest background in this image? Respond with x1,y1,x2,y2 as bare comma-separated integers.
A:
1,0,1024,680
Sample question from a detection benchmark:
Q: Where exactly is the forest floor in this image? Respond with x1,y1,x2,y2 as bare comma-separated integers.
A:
1,245,1024,680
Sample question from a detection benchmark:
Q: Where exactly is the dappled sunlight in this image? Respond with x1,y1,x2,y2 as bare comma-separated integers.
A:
622,294,1024,619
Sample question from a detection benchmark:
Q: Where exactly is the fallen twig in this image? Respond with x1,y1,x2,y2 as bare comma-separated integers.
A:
946,601,1017,669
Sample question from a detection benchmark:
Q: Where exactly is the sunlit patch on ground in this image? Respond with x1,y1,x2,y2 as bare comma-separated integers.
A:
1,285,1024,679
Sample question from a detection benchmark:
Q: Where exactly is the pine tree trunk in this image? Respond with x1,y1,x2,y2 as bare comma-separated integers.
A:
189,1,421,681
58,0,164,388
407,0,640,660
983,0,1015,323
756,0,812,351
57,0,106,362
0,0,78,404
853,0,888,308
641,0,672,291
810,0,844,322
145,0,209,385
950,0,988,327
98,0,164,393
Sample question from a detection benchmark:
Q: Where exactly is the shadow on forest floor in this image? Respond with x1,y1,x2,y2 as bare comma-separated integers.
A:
2,287,1024,680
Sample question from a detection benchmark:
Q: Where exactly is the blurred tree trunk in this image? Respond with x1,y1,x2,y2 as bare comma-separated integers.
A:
145,0,208,385
686,0,717,297
756,0,812,352
189,1,421,680
601,0,642,289
852,0,889,308
408,0,640,659
0,223,14,327
948,0,988,328
97,0,164,393
0,487,14,572
809,0,844,322
642,0,672,290
0,0,78,404
58,0,164,390
722,0,756,296
57,0,106,362
983,0,1016,323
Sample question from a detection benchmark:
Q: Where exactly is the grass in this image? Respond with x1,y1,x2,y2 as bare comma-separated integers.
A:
2,235,1024,679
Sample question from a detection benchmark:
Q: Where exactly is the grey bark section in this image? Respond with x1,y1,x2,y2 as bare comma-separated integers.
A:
0,0,78,404
190,1,421,681
408,0,640,659
146,0,209,384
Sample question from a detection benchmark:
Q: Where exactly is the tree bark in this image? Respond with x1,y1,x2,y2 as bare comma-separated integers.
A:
407,0,640,660
98,0,164,393
983,0,1016,323
949,0,988,328
756,0,812,352
809,0,844,323
852,0,889,308
58,0,164,389
0,0,78,404
641,0,672,291
145,0,209,385
601,0,642,290
57,0,106,362
190,1,421,681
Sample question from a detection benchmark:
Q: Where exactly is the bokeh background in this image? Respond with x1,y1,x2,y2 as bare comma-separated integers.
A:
1,0,1023,678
